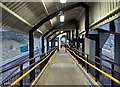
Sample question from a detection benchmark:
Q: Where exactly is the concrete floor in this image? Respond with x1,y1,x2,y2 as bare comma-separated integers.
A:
36,48,92,86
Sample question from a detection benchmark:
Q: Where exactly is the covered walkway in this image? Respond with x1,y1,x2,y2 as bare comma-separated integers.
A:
36,48,92,86
1,1,120,87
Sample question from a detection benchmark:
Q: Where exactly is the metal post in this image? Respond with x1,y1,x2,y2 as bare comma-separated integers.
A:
86,55,89,73
76,26,79,49
42,36,44,54
82,39,85,67
20,64,23,87
85,7,89,38
29,32,35,83
51,39,53,48
68,31,71,45
110,20,115,86
53,38,55,47
58,38,59,51
72,30,75,46
111,64,114,87
95,35,100,82
47,37,49,51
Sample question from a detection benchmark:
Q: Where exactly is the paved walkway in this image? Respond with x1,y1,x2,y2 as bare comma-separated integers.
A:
36,48,92,86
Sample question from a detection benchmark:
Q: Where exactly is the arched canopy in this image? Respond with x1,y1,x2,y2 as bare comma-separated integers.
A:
45,19,78,39
29,2,88,34
51,30,70,40
42,19,78,38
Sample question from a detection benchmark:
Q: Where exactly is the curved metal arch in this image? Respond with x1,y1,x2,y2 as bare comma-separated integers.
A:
29,3,89,81
29,2,88,33
47,30,70,51
43,19,78,37
46,28,74,39
51,30,70,40
42,19,78,53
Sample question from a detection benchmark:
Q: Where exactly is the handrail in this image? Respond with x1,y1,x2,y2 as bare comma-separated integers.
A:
30,50,57,86
72,48,120,67
0,50,39,67
0,48,55,85
67,48,120,85
0,48,53,73
1,54,46,84
76,52,120,75
102,54,114,61
8,48,56,87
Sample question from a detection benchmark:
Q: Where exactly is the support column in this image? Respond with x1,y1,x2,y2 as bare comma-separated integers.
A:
29,32,35,83
47,37,49,51
42,36,44,54
76,27,79,49
95,35,100,81
82,38,84,53
58,38,59,51
87,34,100,81
114,35,120,86
51,39,53,48
110,20,115,86
51,38,55,48
113,20,120,86
72,30,75,46
68,31,71,45
85,7,89,37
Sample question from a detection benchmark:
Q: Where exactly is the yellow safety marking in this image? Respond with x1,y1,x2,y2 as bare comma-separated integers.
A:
67,50,100,87
68,48,120,85
30,50,57,86
30,63,49,87
78,64,99,87
9,49,56,87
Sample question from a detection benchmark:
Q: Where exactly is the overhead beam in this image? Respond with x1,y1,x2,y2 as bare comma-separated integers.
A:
29,3,89,80
43,19,78,37
0,3,43,34
47,29,75,39
41,0,53,26
51,30,69,40
41,19,78,53
29,2,89,33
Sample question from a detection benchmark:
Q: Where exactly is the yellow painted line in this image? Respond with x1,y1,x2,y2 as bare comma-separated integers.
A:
67,50,99,86
30,63,49,87
31,50,57,86
68,48,120,85
78,64,99,87
9,49,56,87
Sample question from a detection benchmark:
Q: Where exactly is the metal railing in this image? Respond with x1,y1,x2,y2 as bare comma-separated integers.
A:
67,47,120,86
0,47,57,87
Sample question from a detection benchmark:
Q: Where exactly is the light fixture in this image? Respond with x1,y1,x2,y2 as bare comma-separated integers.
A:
60,15,64,22
37,29,43,34
61,31,63,33
60,0,66,3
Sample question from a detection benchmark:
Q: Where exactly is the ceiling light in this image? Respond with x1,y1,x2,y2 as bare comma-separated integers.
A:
61,31,63,33
60,15,64,22
60,0,66,3
37,29,43,34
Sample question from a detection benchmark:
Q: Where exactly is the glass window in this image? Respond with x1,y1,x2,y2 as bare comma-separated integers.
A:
1,27,29,63
99,23,109,31
114,17,120,33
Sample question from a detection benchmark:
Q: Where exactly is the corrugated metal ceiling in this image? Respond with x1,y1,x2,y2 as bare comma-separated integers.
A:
1,2,83,38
